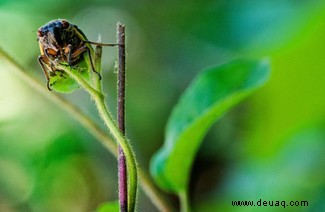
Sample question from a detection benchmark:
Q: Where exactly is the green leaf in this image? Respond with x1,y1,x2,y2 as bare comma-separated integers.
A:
49,71,81,93
50,53,91,93
150,59,270,193
96,201,119,212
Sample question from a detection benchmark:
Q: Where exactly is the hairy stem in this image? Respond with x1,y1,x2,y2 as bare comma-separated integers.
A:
117,23,128,212
93,93,137,212
0,46,173,212
59,65,138,212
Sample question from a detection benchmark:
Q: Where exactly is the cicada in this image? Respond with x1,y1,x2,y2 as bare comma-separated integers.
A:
37,19,106,92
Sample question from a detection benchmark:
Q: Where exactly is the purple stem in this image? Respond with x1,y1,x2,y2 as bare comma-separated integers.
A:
117,23,127,212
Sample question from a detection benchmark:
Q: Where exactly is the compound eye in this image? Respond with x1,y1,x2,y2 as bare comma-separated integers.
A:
61,20,70,29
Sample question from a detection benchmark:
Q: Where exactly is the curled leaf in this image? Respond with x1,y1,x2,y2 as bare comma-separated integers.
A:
49,56,91,93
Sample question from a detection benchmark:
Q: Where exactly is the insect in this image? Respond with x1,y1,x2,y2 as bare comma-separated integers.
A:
37,19,113,92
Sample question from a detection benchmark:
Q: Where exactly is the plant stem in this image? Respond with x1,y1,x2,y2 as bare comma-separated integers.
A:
179,190,190,212
0,46,173,212
93,93,137,212
94,44,103,91
59,65,138,212
117,23,128,212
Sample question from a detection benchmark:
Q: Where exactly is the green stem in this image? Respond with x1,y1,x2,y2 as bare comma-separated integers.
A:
93,93,137,212
0,47,173,212
179,190,190,212
60,65,138,212
94,44,103,91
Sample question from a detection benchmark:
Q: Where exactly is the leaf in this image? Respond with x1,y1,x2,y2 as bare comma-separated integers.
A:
49,71,81,93
50,53,91,93
150,59,270,193
96,201,119,212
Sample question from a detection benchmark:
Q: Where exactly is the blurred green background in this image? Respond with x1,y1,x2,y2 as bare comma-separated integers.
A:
0,0,325,211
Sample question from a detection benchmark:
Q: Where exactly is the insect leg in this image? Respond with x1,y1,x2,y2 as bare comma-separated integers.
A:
65,44,73,66
38,55,52,91
86,46,101,80
71,27,102,79
71,45,102,80
84,40,121,47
